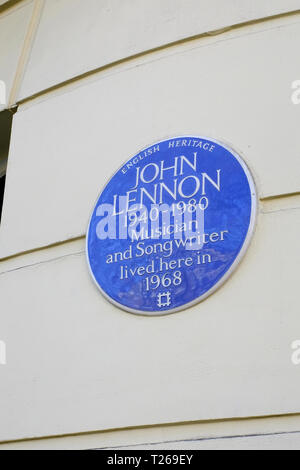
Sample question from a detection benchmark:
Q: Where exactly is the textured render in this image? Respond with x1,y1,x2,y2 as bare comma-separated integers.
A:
0,207,300,441
0,0,34,111
19,0,300,99
1,17,300,258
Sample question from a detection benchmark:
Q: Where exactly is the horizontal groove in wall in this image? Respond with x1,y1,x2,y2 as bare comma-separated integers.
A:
15,8,300,107
0,235,85,265
103,430,300,450
1,412,300,449
0,0,25,14
0,192,299,268
261,192,300,213
261,191,300,202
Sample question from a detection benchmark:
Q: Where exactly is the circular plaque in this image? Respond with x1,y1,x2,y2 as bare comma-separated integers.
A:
87,136,257,315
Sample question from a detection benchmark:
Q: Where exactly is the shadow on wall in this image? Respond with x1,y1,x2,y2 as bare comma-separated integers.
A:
0,110,14,223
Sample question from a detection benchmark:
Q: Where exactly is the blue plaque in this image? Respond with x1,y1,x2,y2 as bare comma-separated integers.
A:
86,136,257,315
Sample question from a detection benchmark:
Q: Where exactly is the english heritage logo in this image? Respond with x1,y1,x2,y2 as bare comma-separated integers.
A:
86,136,257,316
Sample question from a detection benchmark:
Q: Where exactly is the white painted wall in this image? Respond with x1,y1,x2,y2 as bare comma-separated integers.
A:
1,206,300,442
0,0,300,449
19,0,300,99
1,16,300,258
